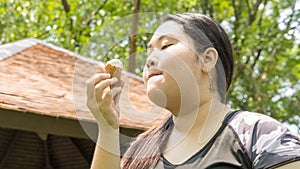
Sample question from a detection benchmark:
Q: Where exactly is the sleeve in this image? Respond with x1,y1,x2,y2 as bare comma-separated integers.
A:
229,111,300,169
250,116,300,169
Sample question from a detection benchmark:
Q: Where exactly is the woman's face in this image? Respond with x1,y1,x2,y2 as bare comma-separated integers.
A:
143,21,205,114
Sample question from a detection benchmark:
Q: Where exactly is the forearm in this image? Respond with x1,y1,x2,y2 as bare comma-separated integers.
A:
275,160,300,169
91,129,120,169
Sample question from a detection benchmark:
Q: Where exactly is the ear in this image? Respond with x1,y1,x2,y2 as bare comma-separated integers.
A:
199,47,218,73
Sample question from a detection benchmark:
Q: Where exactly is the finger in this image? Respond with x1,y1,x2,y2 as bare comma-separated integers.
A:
101,91,119,122
86,73,111,99
100,90,113,112
111,87,122,99
111,80,123,99
111,87,122,115
97,62,105,73
93,73,111,86
86,73,110,85
86,73,111,88
95,78,118,102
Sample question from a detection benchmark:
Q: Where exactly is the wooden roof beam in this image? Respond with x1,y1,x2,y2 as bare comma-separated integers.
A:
0,108,98,139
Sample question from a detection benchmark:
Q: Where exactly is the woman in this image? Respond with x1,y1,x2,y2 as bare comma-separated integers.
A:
86,13,300,169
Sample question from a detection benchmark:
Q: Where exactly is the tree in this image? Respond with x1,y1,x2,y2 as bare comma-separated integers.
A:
128,0,141,73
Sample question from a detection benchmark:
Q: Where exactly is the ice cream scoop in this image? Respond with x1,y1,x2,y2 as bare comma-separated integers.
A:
105,59,123,80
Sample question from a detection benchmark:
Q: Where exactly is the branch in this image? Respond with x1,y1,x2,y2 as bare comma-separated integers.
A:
231,0,240,44
247,0,266,67
285,1,297,31
251,49,261,69
257,0,267,26
270,48,277,58
241,0,265,67
75,0,109,48
246,0,265,24
61,0,70,13
249,0,264,24
245,0,252,21
232,0,240,43
208,1,214,18
203,0,214,18
86,0,109,26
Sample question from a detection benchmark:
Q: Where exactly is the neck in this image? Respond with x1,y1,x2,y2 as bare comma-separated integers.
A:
170,97,230,146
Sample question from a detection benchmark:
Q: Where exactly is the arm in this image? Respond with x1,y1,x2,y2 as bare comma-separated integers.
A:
91,128,120,169
230,112,300,169
86,73,122,169
276,161,300,169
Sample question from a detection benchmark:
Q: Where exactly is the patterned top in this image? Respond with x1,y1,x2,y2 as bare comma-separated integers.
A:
154,111,300,169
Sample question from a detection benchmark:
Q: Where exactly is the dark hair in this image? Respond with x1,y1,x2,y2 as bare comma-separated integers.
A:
121,115,173,168
121,13,234,168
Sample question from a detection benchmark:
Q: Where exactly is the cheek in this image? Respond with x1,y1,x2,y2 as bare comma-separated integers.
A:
163,73,181,97
161,56,200,100
159,54,194,86
142,67,147,84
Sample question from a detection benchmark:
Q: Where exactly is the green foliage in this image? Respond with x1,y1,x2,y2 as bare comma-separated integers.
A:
0,0,299,131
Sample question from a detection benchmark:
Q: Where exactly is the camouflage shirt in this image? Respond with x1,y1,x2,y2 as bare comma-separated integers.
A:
155,110,300,169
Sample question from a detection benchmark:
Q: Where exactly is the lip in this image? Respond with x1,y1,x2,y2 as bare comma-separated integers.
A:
148,72,162,79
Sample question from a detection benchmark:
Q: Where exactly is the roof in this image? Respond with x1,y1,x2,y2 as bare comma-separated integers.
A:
0,38,170,132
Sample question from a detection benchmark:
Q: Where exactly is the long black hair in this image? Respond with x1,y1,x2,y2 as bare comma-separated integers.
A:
121,13,234,168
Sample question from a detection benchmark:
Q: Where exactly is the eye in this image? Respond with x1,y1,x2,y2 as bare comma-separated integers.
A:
161,44,173,50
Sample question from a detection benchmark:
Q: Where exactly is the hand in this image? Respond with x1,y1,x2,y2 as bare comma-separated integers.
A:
86,73,122,130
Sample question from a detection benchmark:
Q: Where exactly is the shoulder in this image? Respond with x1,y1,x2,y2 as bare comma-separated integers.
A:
229,111,287,146
229,111,287,138
229,110,282,129
228,110,299,148
228,110,300,169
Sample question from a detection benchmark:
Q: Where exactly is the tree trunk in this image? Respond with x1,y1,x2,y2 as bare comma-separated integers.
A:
128,0,140,73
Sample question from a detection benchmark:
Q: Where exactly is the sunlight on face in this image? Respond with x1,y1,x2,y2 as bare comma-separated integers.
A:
143,21,202,115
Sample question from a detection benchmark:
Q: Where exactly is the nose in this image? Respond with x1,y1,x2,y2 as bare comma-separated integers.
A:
146,56,158,68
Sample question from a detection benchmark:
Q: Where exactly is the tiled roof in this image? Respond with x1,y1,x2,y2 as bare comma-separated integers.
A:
0,38,170,131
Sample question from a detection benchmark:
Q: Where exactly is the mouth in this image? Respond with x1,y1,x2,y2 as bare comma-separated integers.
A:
148,73,162,79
